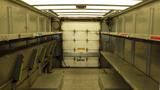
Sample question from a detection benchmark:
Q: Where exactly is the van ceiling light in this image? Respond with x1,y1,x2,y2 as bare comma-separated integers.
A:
58,15,103,17
35,6,76,9
87,6,129,10
35,6,128,10
53,10,109,13
57,13,106,15
22,0,142,6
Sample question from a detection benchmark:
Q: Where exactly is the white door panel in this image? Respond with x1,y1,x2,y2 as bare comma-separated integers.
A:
62,21,100,67
87,41,99,49
75,32,87,40
63,41,75,50
88,32,99,40
63,32,74,40
62,22,100,31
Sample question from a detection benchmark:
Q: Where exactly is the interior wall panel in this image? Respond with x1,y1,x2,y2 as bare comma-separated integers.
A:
117,16,125,33
150,44,160,83
39,17,46,32
124,39,132,63
112,18,117,32
0,0,51,34
124,13,135,33
12,5,26,33
28,12,38,33
115,38,125,59
135,42,149,73
135,8,150,34
152,7,160,35
0,0,9,34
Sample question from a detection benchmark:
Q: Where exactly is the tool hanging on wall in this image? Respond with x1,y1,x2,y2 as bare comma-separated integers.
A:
12,54,24,90
27,48,38,87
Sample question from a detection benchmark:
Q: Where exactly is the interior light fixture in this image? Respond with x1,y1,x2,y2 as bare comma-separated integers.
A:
34,6,75,9
22,0,142,6
87,6,129,10
57,13,106,15
53,10,110,13
58,15,103,17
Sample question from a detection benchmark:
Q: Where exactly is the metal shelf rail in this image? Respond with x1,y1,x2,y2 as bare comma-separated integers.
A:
0,32,62,42
101,32,160,42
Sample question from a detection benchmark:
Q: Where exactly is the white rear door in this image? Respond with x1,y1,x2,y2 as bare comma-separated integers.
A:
62,21,100,67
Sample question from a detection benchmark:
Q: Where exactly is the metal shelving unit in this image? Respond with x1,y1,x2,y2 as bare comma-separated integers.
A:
101,32,160,42
0,32,62,42
101,51,159,90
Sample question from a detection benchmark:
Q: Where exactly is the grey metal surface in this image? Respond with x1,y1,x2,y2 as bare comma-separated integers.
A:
99,73,131,90
117,16,125,33
124,39,132,63
0,41,55,90
61,68,101,90
150,44,160,83
124,13,135,33
109,1,160,36
63,52,99,57
0,0,52,35
152,7,160,35
134,41,148,73
115,38,125,59
101,51,159,90
135,7,150,34
30,70,64,90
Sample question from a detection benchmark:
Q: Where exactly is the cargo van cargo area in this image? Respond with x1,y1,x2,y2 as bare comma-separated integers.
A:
0,0,160,90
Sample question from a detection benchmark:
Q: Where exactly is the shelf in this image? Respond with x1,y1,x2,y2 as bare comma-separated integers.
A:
0,32,62,42
101,51,159,90
101,32,160,42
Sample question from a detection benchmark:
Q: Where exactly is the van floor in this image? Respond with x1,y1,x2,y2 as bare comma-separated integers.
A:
32,68,126,90
61,68,101,90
